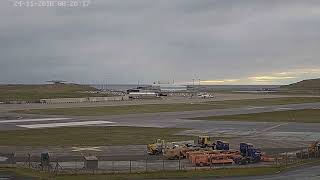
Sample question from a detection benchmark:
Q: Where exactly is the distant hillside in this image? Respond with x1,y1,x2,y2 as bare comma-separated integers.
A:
281,78,320,90
0,84,103,103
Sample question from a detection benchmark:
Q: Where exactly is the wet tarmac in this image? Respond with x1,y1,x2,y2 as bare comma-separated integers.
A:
0,103,320,161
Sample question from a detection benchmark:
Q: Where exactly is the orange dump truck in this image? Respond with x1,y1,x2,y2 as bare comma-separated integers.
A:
261,155,275,162
187,150,242,166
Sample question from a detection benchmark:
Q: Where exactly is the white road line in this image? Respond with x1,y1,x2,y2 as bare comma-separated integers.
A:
71,147,102,152
0,118,71,123
246,106,266,110
17,121,114,129
276,108,293,111
247,123,289,137
261,123,289,132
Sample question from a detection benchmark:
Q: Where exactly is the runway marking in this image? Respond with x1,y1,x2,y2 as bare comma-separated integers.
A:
260,123,289,132
246,123,289,137
72,147,102,152
0,118,71,123
17,121,114,129
246,106,265,110
276,108,293,111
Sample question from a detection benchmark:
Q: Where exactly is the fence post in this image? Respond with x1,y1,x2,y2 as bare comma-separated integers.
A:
74,159,76,173
28,153,31,168
145,158,148,172
112,161,114,173
285,152,288,167
162,158,165,171
129,160,132,173
41,159,44,171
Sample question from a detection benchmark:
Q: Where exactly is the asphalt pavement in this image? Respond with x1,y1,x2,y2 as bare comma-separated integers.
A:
0,102,320,150
1,102,320,179
219,165,320,180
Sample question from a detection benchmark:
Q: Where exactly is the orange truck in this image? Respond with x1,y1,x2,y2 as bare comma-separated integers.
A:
187,150,242,166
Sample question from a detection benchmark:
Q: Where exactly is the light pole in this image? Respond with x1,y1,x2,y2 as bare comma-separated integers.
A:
192,79,195,98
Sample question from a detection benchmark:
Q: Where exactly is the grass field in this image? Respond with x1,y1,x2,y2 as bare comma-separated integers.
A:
0,126,191,146
277,79,320,95
0,84,109,102
15,97,320,116
281,78,320,90
0,166,282,180
192,109,320,123
2,155,320,180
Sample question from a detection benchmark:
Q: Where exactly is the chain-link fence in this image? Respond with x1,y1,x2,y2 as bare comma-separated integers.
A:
1,151,320,175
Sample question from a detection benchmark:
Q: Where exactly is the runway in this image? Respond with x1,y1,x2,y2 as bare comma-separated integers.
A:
1,102,320,130
0,102,320,151
0,101,320,179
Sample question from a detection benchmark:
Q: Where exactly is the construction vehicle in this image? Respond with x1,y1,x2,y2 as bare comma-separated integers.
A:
147,139,166,155
162,136,221,159
197,136,215,149
163,139,209,160
157,138,272,166
163,145,189,159
296,141,320,159
216,140,230,151
187,150,241,166
235,143,262,165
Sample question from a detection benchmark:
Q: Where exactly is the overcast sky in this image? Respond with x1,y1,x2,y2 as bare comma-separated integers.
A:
1,0,320,85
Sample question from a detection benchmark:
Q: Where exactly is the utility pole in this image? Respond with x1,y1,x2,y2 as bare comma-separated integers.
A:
192,79,195,98
105,79,108,90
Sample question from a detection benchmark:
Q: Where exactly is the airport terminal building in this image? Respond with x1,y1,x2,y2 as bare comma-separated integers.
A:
127,83,189,98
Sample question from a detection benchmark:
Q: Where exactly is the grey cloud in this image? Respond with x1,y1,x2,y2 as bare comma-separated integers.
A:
0,0,320,84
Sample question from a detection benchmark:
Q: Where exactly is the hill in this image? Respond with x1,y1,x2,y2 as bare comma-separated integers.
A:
281,78,320,90
278,78,320,95
0,84,104,103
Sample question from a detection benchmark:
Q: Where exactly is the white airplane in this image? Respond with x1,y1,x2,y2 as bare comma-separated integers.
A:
197,93,214,98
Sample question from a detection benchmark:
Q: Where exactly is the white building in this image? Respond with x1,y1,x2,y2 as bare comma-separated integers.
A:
152,83,188,92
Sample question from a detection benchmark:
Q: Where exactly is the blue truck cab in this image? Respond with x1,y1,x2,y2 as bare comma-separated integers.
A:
216,140,230,150
239,143,261,163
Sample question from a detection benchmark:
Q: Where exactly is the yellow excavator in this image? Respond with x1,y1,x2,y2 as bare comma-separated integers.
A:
147,139,166,155
162,136,215,159
148,136,214,157
197,136,215,148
